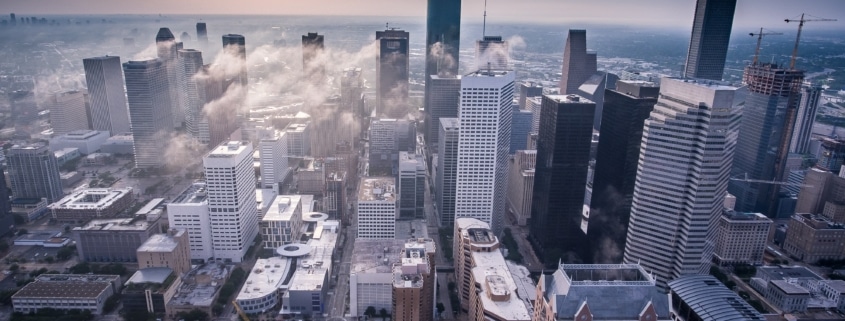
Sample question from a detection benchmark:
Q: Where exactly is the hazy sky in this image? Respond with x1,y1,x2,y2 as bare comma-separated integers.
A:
3,0,844,29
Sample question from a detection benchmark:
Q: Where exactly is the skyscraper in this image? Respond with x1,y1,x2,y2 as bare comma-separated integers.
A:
83,56,131,136
196,63,237,148
425,75,461,147
176,49,205,140
156,28,182,128
510,104,532,154
302,32,325,82
437,118,459,226
559,29,597,95
123,59,174,169
729,63,804,216
398,152,425,219
791,85,823,154
258,130,289,190
46,90,90,135
683,0,737,80
475,36,509,70
623,78,742,289
587,80,659,264
529,94,595,265
455,70,514,234
0,169,14,237
576,72,619,130
222,34,248,87
203,141,259,263
196,22,208,44
518,82,543,110
341,67,364,140
7,143,64,203
424,0,461,115
376,29,410,118
391,239,436,321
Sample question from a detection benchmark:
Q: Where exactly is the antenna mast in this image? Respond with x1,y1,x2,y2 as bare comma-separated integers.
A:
482,0,488,38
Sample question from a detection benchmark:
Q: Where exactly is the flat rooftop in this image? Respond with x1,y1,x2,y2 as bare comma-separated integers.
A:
75,216,154,232
544,94,594,105
13,278,115,299
351,239,406,274
263,195,301,222
756,265,822,281
49,188,133,210
470,251,531,321
127,267,174,285
771,280,811,295
237,257,293,301
561,263,655,285
172,183,207,204
358,177,396,202
722,210,772,222
395,219,429,240
137,230,185,253
288,221,339,292
207,141,249,157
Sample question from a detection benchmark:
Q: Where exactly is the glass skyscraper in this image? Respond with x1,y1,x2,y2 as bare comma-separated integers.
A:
683,0,737,80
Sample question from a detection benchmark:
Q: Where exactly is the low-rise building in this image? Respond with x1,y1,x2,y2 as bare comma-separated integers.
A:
49,187,135,223
12,274,122,315
137,229,191,276
49,130,110,154
295,158,324,195
819,280,845,312
350,239,407,317
10,197,48,222
750,265,845,312
168,183,212,261
123,267,181,318
74,216,161,262
100,133,134,155
83,153,115,166
783,213,845,263
357,177,397,239
54,147,81,166
713,210,772,266
236,256,294,314
167,263,231,318
668,275,765,321
392,239,436,321
260,195,303,251
280,220,340,317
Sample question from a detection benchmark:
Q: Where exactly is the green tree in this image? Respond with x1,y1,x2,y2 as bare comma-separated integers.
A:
9,264,18,272
69,262,91,274
57,247,74,260
378,308,389,321
365,306,376,319
176,309,209,321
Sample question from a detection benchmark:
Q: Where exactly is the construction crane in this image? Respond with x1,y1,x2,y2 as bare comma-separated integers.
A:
785,14,837,69
730,173,812,188
749,28,782,65
232,300,250,321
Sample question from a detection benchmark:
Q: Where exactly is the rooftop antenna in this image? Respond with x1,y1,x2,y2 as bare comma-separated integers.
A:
785,13,836,69
482,0,488,38
749,28,782,66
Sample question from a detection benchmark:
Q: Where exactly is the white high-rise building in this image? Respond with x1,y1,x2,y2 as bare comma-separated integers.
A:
46,90,90,135
177,49,205,140
623,78,742,289
259,129,289,191
203,141,259,263
357,177,397,239
123,59,174,168
83,56,131,136
168,182,213,261
454,69,514,233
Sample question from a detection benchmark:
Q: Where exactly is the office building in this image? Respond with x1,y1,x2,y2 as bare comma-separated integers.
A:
576,72,619,130
196,22,208,43
357,177,397,239
783,213,845,263
437,118,459,226
425,75,461,147
168,182,213,261
350,239,407,317
507,150,535,226
530,95,595,265
533,264,669,321
683,0,737,80
341,67,365,140
46,90,89,135
137,229,191,276
526,96,542,134
258,129,289,190
559,30,597,95
176,49,205,139
668,275,765,321
74,216,161,262
260,195,303,250
587,80,658,263
791,85,823,154
123,59,174,168
197,63,237,147
750,265,845,313
49,130,110,155
8,90,38,126
369,118,415,173
518,82,543,111
284,122,311,157
375,29,410,118
84,56,131,135
235,256,291,314
398,152,425,219
302,32,325,82
7,143,63,203
123,267,180,317
166,263,231,318
294,158,324,195
510,104,532,153
455,70,514,234
325,172,347,222
391,239,436,321
424,0,461,115
155,28,182,127
0,169,12,237
278,220,339,317
816,138,845,172
713,210,772,266
12,275,122,315
475,36,508,70
203,141,259,263
48,188,135,223
623,78,742,288
222,34,248,87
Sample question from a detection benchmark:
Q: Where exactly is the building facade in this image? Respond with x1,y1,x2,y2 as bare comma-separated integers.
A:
559,29,597,95
791,85,823,154
398,152,425,219
7,143,64,203
713,210,773,266
168,182,213,261
391,239,436,321
357,177,397,239
436,118,460,226
259,129,290,190
74,217,161,262
123,58,174,168
424,0,461,116
507,150,535,226
137,228,191,276
376,29,410,118
47,90,90,135
475,36,508,70
12,274,122,315
260,195,303,250
683,0,737,80
425,75,461,147
783,213,845,263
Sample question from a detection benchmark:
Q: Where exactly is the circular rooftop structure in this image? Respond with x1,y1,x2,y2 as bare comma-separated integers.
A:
276,243,312,257
302,212,329,223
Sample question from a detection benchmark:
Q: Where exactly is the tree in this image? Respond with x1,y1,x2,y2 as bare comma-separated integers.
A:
44,255,54,263
364,306,376,319
69,262,91,274
436,303,445,317
57,247,74,260
103,294,120,314
176,309,210,321
378,308,389,321
9,264,19,272
0,241,8,253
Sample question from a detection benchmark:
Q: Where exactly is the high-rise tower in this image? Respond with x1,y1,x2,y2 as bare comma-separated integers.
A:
790,85,823,154
437,118,459,226
529,94,595,266
302,32,325,83
683,0,737,80
7,143,64,203
46,90,90,135
425,75,461,147
83,56,131,136
587,80,659,264
176,49,205,140
559,30,597,95
424,0,461,116
375,29,410,118
222,34,248,87
475,36,508,70
196,22,208,44
123,59,174,169
623,78,742,289
156,28,182,128
455,70,514,234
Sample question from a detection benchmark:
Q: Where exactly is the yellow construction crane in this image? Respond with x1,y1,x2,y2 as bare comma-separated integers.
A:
785,13,837,69
749,28,782,65
232,301,250,321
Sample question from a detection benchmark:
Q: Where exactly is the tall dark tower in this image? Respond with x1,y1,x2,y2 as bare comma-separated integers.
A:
559,30,597,95
155,28,181,128
0,168,13,237
530,94,595,266
587,80,659,264
222,34,248,87
196,22,208,44
376,28,410,118
424,0,461,115
302,32,325,83
9,13,15,26
683,0,737,80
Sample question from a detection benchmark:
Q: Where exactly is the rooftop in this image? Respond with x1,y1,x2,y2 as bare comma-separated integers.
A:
824,280,845,293
137,229,185,253
60,130,107,140
13,276,117,299
48,188,133,210
544,94,595,105
75,216,154,232
395,219,429,240
771,280,811,295
358,177,396,202
237,257,293,301
466,69,511,77
126,267,174,285
722,210,772,222
288,220,339,292
469,251,531,321
263,195,301,222
756,265,823,281
207,141,249,157
352,239,406,274
172,183,207,204
668,275,766,321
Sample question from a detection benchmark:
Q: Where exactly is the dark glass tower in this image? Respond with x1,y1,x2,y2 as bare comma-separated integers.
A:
587,80,659,263
559,30,597,95
729,63,804,216
376,29,410,118
302,32,325,82
530,94,595,266
683,0,737,80
196,22,208,43
222,34,247,87
424,0,461,117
